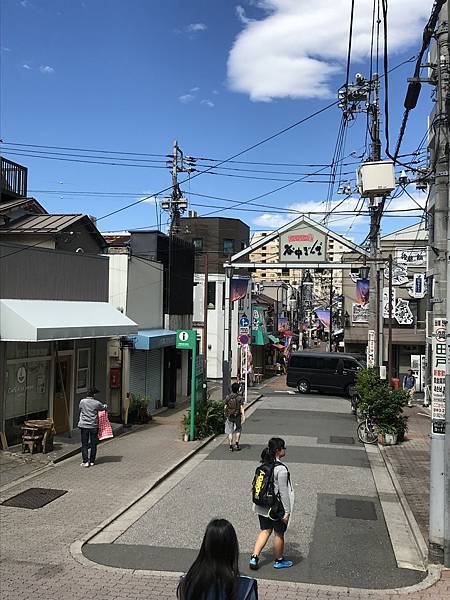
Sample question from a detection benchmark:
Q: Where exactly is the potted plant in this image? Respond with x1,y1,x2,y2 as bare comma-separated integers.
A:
356,368,409,446
181,413,190,442
138,396,151,424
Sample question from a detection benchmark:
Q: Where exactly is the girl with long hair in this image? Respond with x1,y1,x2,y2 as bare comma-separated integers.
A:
249,437,294,571
177,519,257,600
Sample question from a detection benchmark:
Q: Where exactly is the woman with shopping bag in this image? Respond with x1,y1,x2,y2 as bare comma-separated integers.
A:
78,387,108,467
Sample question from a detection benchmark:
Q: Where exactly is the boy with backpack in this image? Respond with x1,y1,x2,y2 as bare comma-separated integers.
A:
250,437,294,570
224,382,245,452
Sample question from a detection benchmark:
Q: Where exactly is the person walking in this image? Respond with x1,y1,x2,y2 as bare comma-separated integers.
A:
403,369,416,407
177,518,258,600
224,382,245,452
249,437,294,570
78,386,107,467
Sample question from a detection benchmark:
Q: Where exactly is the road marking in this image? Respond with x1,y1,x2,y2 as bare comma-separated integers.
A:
273,390,296,394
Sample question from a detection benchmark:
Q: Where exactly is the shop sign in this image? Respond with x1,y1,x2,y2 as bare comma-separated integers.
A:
382,287,396,318
352,303,368,324
395,247,426,266
279,225,326,262
367,330,375,367
394,299,414,325
384,261,409,286
408,273,426,299
431,318,447,435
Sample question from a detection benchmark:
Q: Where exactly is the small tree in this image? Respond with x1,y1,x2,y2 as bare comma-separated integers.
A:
355,368,409,436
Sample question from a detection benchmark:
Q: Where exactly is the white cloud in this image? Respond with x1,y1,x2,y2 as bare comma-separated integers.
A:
190,86,200,92
179,93,195,104
39,65,55,74
186,23,207,33
212,89,219,95
142,195,158,204
22,63,31,70
1,47,11,52
20,0,31,7
236,5,253,25
201,99,215,108
228,0,433,101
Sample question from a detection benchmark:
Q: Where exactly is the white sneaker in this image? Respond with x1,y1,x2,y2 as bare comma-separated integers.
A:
89,462,95,466
81,462,90,468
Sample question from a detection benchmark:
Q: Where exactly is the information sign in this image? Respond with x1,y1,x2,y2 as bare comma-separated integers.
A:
176,330,196,350
239,314,250,328
431,318,447,435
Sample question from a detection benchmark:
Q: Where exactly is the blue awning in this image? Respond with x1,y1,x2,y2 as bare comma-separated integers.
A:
130,329,176,350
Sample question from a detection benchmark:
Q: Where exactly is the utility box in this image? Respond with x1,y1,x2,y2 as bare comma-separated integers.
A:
357,161,396,197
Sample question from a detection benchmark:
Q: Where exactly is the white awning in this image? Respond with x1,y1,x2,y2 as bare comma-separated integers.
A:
0,299,138,342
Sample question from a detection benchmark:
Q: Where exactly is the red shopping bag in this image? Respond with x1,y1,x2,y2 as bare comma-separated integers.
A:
98,410,113,440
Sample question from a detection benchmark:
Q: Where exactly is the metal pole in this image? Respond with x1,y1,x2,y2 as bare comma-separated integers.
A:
388,254,393,382
329,269,333,352
190,337,197,441
244,344,248,404
202,253,209,401
222,270,232,400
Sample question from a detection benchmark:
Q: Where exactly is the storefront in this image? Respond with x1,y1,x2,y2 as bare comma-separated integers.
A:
0,299,137,445
128,329,177,412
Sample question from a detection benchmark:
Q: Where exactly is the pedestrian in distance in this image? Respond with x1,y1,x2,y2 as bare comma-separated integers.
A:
403,369,416,407
78,386,107,467
224,382,245,452
250,437,294,570
177,518,258,600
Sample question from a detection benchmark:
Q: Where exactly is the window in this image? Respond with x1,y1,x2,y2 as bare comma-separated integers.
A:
223,239,234,254
207,281,216,309
344,358,359,371
76,348,91,393
241,241,246,250
193,238,203,251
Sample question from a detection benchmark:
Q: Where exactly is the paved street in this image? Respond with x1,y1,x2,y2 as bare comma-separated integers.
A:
0,380,449,599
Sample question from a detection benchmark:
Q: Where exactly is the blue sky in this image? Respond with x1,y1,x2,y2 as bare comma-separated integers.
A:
1,0,433,242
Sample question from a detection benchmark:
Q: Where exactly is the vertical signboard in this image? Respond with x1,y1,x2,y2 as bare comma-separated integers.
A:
431,318,447,435
367,330,375,367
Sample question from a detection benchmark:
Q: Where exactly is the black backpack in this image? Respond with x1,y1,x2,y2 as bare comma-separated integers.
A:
252,461,284,507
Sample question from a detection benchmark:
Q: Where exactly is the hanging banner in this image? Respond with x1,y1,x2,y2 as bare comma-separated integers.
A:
230,278,249,302
277,317,289,332
367,330,375,367
315,309,330,331
431,318,447,435
251,305,267,346
394,298,414,325
355,279,369,306
382,287,396,318
352,303,369,324
395,247,426,266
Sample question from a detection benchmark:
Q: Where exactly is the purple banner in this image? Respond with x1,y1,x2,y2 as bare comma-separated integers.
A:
356,279,369,306
230,278,249,302
315,309,330,331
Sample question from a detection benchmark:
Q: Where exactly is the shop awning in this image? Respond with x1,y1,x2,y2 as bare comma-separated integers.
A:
0,299,138,342
130,329,176,350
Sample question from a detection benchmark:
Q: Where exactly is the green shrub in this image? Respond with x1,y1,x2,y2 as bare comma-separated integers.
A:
182,400,226,440
355,368,409,435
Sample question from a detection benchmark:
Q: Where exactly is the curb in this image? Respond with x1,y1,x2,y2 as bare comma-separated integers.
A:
379,444,429,567
70,394,262,563
365,443,427,572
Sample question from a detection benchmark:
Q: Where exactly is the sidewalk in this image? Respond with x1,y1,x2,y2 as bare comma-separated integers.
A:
0,382,448,600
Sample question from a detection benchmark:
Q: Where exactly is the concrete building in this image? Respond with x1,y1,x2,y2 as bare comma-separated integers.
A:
178,216,251,380
343,223,427,384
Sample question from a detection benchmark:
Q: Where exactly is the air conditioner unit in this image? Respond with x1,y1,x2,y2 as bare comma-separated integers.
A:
357,161,396,197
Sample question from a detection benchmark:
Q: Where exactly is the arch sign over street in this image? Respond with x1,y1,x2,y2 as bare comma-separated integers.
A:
226,214,369,270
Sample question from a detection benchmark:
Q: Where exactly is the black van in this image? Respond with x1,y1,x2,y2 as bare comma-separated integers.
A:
286,352,363,396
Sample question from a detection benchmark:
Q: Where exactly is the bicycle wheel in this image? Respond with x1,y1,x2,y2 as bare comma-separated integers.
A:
357,421,378,444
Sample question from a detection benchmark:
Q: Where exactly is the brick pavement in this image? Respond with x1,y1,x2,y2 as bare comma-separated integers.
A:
0,387,448,599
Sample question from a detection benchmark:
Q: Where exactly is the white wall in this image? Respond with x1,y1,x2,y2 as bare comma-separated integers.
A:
108,254,129,313
193,274,252,380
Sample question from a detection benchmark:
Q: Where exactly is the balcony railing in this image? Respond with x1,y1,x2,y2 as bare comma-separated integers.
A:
1,157,28,198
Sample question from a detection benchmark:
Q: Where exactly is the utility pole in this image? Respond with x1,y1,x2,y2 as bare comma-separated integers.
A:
368,74,382,368
161,140,189,235
428,3,449,565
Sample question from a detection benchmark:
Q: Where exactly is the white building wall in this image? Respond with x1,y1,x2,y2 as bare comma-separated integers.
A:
108,254,129,313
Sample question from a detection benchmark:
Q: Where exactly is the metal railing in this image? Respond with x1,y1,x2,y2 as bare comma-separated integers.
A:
1,157,28,198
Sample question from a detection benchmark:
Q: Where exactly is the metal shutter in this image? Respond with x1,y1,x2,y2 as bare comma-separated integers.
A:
145,350,162,412
129,350,146,397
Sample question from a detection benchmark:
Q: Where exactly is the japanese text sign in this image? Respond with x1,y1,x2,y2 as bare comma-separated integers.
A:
279,225,327,263
431,318,447,435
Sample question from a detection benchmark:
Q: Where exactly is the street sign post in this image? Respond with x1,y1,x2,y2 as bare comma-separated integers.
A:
176,330,198,440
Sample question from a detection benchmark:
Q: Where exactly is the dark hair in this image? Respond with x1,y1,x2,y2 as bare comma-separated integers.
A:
231,382,240,394
88,387,100,396
177,519,240,600
261,437,285,464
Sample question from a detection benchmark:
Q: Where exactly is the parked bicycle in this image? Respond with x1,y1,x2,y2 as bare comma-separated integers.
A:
357,407,378,444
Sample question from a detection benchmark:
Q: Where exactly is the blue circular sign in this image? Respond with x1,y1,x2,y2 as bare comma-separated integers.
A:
239,314,250,327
